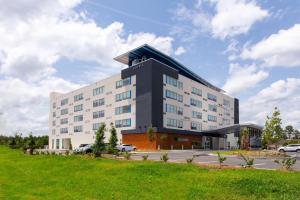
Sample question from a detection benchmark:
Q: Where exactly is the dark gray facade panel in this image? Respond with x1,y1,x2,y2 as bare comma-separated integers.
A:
234,98,239,124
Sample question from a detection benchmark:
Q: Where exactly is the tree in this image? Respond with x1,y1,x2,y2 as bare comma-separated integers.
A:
217,152,227,168
27,134,36,155
108,123,118,154
284,125,294,139
147,126,155,142
93,123,106,157
240,128,250,150
262,107,284,149
294,130,300,139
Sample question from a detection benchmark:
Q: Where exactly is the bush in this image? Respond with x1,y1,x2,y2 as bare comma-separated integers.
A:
186,157,194,164
274,157,297,171
65,150,70,156
124,152,131,160
160,153,169,163
51,151,55,155
41,151,45,155
35,151,40,155
46,151,50,155
217,152,227,168
240,153,254,168
142,155,149,161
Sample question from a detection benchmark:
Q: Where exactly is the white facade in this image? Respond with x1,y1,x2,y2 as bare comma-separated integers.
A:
49,74,136,149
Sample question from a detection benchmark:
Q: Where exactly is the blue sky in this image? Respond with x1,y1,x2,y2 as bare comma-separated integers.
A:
0,0,300,134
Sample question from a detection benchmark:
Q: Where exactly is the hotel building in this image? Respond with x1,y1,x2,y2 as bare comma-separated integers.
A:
49,44,261,150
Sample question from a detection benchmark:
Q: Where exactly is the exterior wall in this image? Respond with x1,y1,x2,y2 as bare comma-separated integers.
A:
163,74,235,132
49,74,136,149
123,132,202,150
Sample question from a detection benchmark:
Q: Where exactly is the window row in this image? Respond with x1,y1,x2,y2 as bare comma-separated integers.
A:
165,75,183,90
190,98,202,108
115,119,131,128
116,91,131,102
93,86,105,96
191,87,202,96
115,105,131,115
165,104,183,115
166,118,183,128
165,90,183,102
116,77,131,88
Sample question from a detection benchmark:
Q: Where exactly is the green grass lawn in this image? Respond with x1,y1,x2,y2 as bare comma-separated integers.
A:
1,146,300,200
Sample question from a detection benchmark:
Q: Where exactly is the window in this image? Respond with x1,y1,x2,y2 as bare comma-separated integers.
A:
165,75,177,87
177,94,183,102
116,91,131,102
93,110,105,119
115,119,131,128
52,121,56,126
115,105,131,115
74,93,83,101
62,139,65,149
60,128,68,134
178,107,183,115
116,77,131,88
191,87,202,96
165,104,183,115
191,122,202,131
93,98,105,107
61,108,68,115
223,118,230,125
223,99,230,107
208,104,217,112
209,126,217,130
178,81,183,90
52,139,54,149
166,118,183,128
74,104,83,112
53,102,56,109
61,98,68,106
192,111,202,119
208,115,217,122
52,112,56,117
74,115,83,122
93,123,100,130
60,118,68,124
56,139,59,149
93,86,104,96
165,90,182,102
190,98,202,108
208,93,217,102
74,125,83,133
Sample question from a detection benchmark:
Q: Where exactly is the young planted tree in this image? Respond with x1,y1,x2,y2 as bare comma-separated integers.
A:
262,107,284,149
93,123,106,157
27,134,36,155
240,153,254,168
147,126,155,142
217,152,227,168
108,123,118,154
274,157,297,171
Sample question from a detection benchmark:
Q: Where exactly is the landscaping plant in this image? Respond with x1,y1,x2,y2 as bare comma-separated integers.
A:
274,157,296,171
108,123,118,154
217,152,227,168
124,152,131,160
160,153,169,163
93,123,106,157
240,153,254,168
142,155,149,161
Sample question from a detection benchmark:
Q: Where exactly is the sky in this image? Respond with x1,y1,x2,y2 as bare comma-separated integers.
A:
0,0,300,135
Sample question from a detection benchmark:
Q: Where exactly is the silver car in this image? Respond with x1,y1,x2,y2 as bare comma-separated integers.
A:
278,144,300,153
116,144,137,152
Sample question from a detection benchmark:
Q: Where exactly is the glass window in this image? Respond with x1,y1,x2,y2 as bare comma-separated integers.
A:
53,112,56,117
93,86,104,96
207,93,217,102
115,105,131,115
165,75,177,87
60,108,68,115
208,104,217,112
178,81,183,90
74,104,83,112
93,123,100,130
61,98,68,106
223,99,230,107
74,125,83,133
74,115,83,122
116,77,131,88
53,103,56,109
60,118,68,124
192,111,202,119
166,118,183,128
74,93,83,101
60,128,68,134
208,115,217,122
93,98,105,107
191,87,202,96
191,122,202,131
93,110,105,119
190,98,202,108
116,91,131,102
115,119,131,128
56,139,59,149
52,139,54,149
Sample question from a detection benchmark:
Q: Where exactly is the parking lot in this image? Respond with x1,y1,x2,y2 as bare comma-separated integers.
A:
131,150,300,170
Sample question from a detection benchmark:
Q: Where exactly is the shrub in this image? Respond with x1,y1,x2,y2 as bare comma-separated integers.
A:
51,151,55,155
124,152,131,160
46,151,50,155
65,150,70,156
186,157,194,164
41,151,45,155
274,157,296,171
240,153,254,168
217,152,227,168
142,155,149,161
35,151,40,155
160,153,169,163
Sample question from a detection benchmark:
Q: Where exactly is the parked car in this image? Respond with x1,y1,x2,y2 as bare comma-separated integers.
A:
116,144,137,152
278,144,300,153
74,144,93,153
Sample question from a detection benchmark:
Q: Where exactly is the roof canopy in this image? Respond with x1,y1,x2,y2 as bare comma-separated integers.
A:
114,44,224,93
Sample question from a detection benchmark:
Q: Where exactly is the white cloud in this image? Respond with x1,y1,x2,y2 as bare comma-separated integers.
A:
173,0,269,39
174,46,187,56
0,0,178,134
222,63,269,95
241,24,300,67
241,78,300,129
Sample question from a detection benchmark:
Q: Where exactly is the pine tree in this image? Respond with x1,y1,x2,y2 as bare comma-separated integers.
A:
27,133,36,155
108,123,118,154
93,123,106,157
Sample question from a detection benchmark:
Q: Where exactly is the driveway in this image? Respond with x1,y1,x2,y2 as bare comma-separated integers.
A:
131,150,300,170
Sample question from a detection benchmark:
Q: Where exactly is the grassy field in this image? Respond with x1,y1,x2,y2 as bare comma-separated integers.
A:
1,146,300,200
